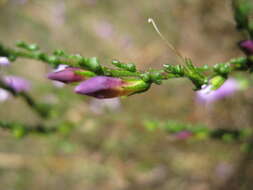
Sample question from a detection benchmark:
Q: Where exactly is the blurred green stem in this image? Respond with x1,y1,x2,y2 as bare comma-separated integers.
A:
0,80,51,118
0,120,74,138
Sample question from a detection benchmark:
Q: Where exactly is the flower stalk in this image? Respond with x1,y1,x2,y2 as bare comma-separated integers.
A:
0,0,251,100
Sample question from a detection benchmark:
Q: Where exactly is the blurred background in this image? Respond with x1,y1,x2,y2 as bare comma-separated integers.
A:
0,0,253,189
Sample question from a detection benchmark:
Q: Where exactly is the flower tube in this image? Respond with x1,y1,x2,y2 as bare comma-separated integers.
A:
196,78,240,104
75,76,150,99
47,67,87,83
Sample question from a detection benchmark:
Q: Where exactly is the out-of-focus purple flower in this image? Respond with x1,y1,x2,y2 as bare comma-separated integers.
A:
47,67,86,83
0,88,10,102
2,76,31,93
215,162,233,180
0,57,10,66
174,131,193,139
75,76,150,99
239,40,253,55
93,21,114,39
196,78,240,104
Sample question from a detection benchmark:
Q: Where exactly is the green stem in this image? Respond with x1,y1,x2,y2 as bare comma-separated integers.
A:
0,80,51,118
0,120,74,137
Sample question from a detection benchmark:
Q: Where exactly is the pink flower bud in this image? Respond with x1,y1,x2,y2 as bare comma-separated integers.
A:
47,67,86,83
75,76,150,99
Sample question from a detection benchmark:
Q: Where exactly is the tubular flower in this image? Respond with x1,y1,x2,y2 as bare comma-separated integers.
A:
47,67,87,83
196,78,240,104
75,76,150,99
2,76,31,93
239,40,253,55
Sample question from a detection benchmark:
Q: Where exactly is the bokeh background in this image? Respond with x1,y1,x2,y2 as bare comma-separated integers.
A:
0,0,253,189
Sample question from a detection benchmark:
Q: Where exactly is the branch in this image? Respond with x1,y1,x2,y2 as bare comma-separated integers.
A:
0,80,52,118
0,120,74,138
144,120,252,142
0,41,251,91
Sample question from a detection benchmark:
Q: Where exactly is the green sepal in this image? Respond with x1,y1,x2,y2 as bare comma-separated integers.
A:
183,58,207,90
213,63,231,76
16,41,39,51
210,75,227,90
86,57,102,73
74,70,96,78
112,60,136,72
122,79,151,95
53,49,66,56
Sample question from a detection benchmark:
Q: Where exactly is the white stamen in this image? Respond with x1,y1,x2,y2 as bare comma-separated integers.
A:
148,18,184,62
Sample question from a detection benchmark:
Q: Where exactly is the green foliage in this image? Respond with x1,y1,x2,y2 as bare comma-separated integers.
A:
111,60,137,72
232,0,253,38
143,119,252,142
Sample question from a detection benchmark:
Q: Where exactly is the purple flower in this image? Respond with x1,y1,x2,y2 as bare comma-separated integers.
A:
196,78,239,104
239,40,253,55
0,57,10,66
75,76,124,99
47,67,86,83
2,76,31,93
75,76,150,99
174,131,193,140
